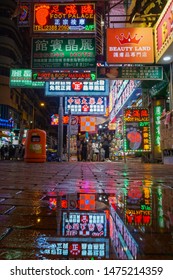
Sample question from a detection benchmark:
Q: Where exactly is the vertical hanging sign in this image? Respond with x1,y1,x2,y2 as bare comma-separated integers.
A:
123,108,151,152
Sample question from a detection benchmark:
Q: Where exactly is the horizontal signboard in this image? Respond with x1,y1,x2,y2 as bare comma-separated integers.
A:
32,37,96,68
33,3,96,33
97,66,163,80
107,28,154,64
10,69,45,88
32,69,96,81
45,80,109,96
65,96,107,115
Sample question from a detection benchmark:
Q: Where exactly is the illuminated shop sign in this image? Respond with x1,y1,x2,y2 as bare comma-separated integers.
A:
51,114,79,126
33,3,96,33
45,80,109,97
32,69,96,81
18,3,31,27
106,28,154,64
97,66,163,80
32,37,96,69
10,69,45,88
154,105,163,147
65,96,107,115
123,108,151,152
111,80,141,119
38,237,109,259
62,212,107,237
110,206,138,260
0,118,14,129
155,0,173,63
80,116,96,132
125,183,152,226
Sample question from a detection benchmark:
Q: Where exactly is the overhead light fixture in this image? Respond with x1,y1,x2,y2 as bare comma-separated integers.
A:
163,56,172,61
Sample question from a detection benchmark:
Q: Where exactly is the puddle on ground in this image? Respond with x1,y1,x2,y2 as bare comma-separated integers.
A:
1,162,173,260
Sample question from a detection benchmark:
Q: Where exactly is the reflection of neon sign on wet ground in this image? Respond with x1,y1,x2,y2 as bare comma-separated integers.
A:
125,181,152,226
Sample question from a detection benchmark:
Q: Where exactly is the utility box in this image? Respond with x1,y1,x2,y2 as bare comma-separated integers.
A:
24,129,46,163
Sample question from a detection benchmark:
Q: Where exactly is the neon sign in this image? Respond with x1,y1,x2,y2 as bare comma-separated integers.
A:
32,37,96,69
10,69,45,88
123,108,151,152
65,96,107,115
33,3,96,33
45,80,109,97
32,69,96,81
154,105,163,147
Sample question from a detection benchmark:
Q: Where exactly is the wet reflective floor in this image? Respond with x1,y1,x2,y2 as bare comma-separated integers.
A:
0,159,173,260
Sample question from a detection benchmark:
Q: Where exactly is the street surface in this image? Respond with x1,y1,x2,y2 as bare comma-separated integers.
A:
0,159,173,260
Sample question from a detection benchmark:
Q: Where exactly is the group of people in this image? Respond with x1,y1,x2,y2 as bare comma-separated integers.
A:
0,143,25,160
77,136,111,162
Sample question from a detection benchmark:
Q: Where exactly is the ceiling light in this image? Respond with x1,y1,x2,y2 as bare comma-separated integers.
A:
163,56,172,61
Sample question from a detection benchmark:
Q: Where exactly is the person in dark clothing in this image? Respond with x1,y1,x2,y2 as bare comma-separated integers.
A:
81,138,88,161
102,137,110,159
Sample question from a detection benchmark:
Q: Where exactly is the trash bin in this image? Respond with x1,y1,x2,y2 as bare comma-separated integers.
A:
24,129,46,163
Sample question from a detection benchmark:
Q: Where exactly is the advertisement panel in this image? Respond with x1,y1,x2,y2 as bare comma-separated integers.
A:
10,69,45,88
155,0,173,63
65,96,107,115
123,108,151,152
33,3,96,33
18,3,31,27
97,66,163,80
32,69,96,81
106,28,154,64
32,37,96,69
45,80,109,97
80,116,96,132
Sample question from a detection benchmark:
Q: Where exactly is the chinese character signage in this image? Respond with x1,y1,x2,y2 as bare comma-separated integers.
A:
32,69,96,81
65,97,107,115
123,108,151,152
45,80,109,97
10,69,45,88
125,182,152,226
97,66,163,80
155,0,173,63
32,38,96,68
62,212,107,237
106,28,154,64
39,237,109,259
33,3,96,33
154,105,163,147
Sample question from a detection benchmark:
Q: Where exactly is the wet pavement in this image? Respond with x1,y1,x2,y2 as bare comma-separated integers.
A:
0,159,173,260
